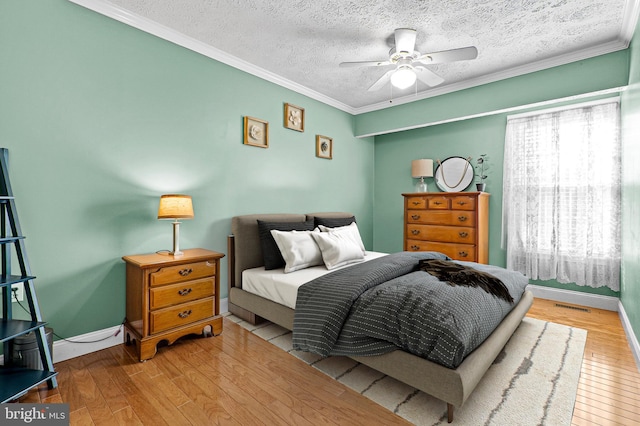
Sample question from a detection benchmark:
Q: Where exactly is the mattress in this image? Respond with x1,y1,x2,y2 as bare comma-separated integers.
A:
242,251,387,309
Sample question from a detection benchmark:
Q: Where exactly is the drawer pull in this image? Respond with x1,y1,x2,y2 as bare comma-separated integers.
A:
412,201,421,205
459,232,468,238
179,268,193,277
178,288,192,296
458,216,468,222
410,245,420,251
457,201,467,205
411,229,420,235
434,201,442,205
411,215,421,220
178,310,192,319
458,251,468,257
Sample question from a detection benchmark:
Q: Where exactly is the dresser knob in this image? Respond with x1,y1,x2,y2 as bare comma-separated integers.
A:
411,229,420,235
178,288,192,296
411,245,420,251
434,201,442,205
459,251,468,257
178,310,192,319
459,232,468,238
411,215,420,220
179,268,193,277
412,201,421,205
458,216,467,222
457,201,467,205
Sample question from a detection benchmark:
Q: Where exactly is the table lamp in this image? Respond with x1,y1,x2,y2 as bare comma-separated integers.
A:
411,159,433,192
157,194,194,256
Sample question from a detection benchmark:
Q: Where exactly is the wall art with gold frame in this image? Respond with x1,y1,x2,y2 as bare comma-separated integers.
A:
243,116,269,148
284,103,304,132
316,135,333,159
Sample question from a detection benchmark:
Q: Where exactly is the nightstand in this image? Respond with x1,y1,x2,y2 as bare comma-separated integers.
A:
122,248,225,361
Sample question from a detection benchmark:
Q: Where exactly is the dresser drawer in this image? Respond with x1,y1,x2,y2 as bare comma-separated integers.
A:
426,196,449,209
407,210,476,226
150,297,214,334
406,197,426,209
407,224,476,243
451,196,476,211
150,260,216,287
406,240,476,261
149,277,214,310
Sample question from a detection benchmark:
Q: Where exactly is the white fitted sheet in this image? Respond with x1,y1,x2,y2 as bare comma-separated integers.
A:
242,251,387,309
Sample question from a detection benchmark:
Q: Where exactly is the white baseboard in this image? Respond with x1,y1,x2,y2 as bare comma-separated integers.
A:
220,297,228,314
525,284,620,311
618,301,640,371
53,325,124,363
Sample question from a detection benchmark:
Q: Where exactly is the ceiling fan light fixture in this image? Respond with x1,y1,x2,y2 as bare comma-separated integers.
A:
390,66,416,89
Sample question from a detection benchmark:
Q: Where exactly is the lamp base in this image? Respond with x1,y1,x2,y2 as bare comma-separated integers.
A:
171,220,183,256
415,177,428,192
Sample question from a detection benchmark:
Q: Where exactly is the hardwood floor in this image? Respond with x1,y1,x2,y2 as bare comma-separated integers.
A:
11,298,640,425
527,299,640,426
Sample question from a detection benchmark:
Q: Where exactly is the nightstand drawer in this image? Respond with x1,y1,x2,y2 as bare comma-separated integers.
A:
149,277,214,310
150,297,214,334
150,260,216,287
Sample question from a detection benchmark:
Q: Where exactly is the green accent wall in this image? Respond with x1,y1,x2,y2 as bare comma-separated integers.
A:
621,17,640,345
356,51,630,137
0,1,374,337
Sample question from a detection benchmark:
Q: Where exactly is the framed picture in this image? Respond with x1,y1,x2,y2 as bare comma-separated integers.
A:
316,135,333,159
243,116,269,148
284,103,304,132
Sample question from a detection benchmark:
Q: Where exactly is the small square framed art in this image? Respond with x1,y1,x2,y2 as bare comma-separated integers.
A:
244,116,269,148
316,135,333,159
284,103,304,132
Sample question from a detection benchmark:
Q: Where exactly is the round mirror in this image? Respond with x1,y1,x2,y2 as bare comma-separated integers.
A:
434,156,474,192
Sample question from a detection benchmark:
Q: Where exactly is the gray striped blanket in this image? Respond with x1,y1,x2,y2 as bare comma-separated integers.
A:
292,252,529,368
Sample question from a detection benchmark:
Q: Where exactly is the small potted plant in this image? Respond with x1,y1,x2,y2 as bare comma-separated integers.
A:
475,154,488,192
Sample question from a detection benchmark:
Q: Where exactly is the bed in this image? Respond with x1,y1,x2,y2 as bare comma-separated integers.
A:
227,212,533,422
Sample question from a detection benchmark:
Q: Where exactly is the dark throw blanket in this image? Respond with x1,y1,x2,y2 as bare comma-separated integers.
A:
293,252,529,368
417,259,514,303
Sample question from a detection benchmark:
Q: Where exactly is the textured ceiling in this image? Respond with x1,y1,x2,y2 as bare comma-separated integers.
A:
76,0,637,113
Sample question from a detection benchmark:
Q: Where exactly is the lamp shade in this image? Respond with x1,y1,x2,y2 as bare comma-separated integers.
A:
157,194,194,219
411,159,434,178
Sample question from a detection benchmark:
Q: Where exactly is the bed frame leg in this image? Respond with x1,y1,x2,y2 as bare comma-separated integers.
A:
447,403,454,423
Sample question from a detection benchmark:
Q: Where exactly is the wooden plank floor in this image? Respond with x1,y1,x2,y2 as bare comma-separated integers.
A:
527,299,640,426
11,298,640,425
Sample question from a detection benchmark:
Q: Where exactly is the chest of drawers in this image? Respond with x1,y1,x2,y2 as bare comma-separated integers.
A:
122,248,225,361
403,192,489,263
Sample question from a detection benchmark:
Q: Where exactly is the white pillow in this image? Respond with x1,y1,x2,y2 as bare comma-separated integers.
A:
318,222,366,255
311,231,365,270
270,229,323,273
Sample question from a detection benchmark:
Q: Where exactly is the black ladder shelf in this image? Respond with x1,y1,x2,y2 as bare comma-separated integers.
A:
0,148,57,403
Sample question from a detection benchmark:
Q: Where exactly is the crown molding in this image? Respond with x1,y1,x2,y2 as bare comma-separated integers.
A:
69,0,638,117
67,0,357,114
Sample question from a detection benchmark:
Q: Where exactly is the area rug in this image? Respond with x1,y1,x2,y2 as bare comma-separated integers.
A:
227,315,586,426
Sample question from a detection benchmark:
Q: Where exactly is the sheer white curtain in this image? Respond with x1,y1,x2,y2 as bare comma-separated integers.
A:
501,100,621,290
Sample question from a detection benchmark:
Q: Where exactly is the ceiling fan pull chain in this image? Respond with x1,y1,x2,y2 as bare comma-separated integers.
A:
437,157,472,188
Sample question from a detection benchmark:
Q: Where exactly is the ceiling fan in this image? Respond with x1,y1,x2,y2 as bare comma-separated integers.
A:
340,28,478,91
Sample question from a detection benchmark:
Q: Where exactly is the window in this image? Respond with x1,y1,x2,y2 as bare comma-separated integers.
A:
501,99,621,290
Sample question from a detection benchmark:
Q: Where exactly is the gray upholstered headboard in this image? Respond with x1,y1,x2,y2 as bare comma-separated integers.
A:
228,212,354,289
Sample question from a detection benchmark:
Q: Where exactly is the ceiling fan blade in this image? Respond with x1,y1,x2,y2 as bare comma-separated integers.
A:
414,66,445,87
368,70,394,91
417,46,478,64
339,60,392,68
395,28,417,54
